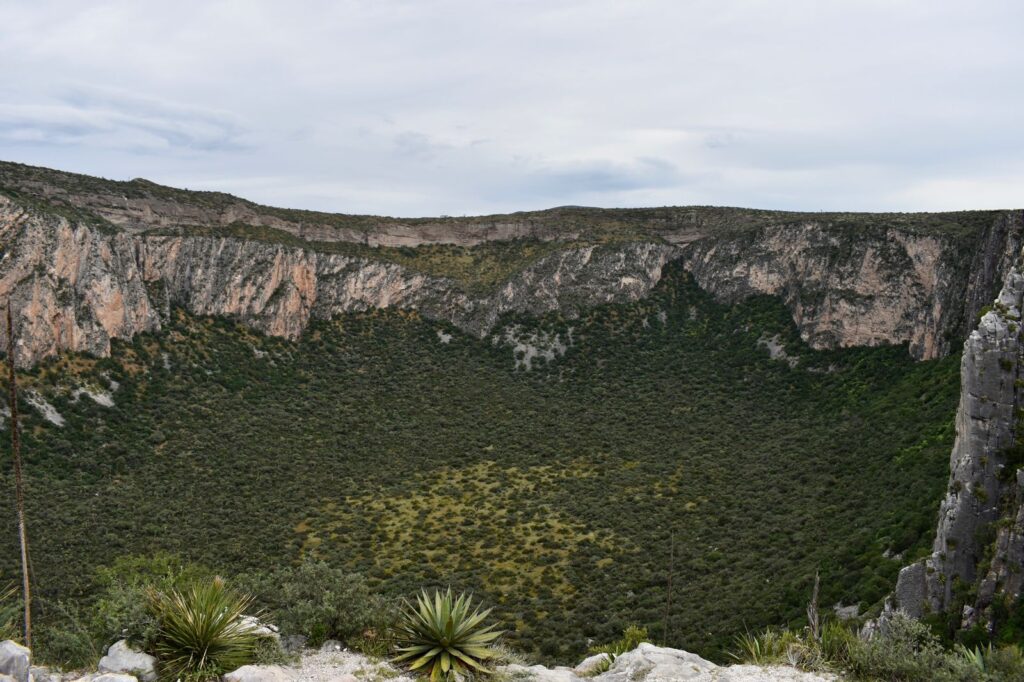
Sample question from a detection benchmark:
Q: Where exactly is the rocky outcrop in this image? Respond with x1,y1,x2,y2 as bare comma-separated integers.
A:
894,255,1024,628
0,197,677,366
97,641,156,682
223,666,296,682
2,167,1023,367
682,214,1024,361
221,644,832,682
499,643,835,682
0,641,29,682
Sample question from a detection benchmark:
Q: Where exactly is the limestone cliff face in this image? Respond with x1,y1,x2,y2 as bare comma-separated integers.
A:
0,196,160,365
2,188,1023,367
682,215,1023,361
895,256,1024,629
0,196,679,366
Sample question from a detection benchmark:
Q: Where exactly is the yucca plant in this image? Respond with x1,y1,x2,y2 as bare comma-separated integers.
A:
393,588,502,681
148,577,260,682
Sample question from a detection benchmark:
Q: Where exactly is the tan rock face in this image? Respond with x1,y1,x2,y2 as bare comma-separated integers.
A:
681,217,1024,360
0,197,679,366
2,193,1022,367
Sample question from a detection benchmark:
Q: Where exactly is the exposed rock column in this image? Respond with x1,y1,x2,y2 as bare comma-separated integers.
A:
895,260,1024,625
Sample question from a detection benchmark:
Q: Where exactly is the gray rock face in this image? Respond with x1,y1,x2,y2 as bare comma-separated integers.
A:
595,643,717,682
971,467,1024,628
4,194,1022,368
71,675,137,682
223,665,296,682
97,640,156,682
682,215,1024,360
500,643,835,682
29,665,61,682
573,652,611,676
894,562,928,618
91,675,137,682
500,664,581,682
0,198,678,367
895,259,1024,626
0,641,30,682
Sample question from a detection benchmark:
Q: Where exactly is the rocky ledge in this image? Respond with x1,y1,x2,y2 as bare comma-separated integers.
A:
1,639,836,682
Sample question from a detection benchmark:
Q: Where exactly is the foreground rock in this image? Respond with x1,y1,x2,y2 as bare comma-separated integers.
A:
223,644,835,682
277,649,414,682
97,641,157,682
0,641,30,682
4,176,1022,367
224,665,296,682
500,644,835,682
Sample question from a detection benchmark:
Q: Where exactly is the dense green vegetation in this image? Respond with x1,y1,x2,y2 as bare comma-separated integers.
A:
0,263,960,665
732,615,1024,681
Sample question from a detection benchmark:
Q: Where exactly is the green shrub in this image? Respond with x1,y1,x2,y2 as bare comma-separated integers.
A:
32,598,102,669
588,624,648,657
819,620,856,667
393,588,502,681
91,553,212,651
236,559,398,651
148,577,259,682
843,613,986,681
729,627,804,666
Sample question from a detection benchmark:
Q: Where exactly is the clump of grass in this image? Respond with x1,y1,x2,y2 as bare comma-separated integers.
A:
0,583,21,641
730,614,1024,681
580,624,648,677
148,577,260,682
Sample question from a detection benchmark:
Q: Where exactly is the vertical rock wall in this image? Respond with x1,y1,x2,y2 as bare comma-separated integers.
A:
895,256,1024,629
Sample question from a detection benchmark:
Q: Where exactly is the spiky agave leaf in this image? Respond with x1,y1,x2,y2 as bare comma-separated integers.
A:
393,588,503,681
0,583,20,641
148,577,260,682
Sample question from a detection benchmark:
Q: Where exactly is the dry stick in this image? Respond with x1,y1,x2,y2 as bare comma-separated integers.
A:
807,569,820,642
6,302,31,649
664,531,674,645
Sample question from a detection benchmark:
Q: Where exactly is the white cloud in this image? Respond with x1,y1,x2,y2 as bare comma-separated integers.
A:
0,0,1021,214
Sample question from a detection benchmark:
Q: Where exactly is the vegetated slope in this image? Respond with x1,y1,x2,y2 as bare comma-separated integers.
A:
0,263,959,663
0,159,1003,246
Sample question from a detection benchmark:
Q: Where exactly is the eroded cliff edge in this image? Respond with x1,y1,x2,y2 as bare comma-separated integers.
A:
895,253,1024,633
1,163,1023,367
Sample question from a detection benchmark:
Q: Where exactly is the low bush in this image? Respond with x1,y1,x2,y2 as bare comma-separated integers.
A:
729,613,1024,681
91,553,212,651
588,624,648,657
32,598,103,669
237,559,398,652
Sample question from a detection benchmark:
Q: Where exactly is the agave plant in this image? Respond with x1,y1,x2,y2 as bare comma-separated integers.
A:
393,588,502,681
148,577,260,682
955,642,991,673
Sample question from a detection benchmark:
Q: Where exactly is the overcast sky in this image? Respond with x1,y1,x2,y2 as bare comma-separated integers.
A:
1,0,1022,216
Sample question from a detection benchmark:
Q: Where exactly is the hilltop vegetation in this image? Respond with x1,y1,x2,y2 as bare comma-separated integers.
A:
0,159,1005,245
0,262,960,664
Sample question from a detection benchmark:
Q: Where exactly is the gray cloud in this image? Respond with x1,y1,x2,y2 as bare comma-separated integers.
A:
0,87,245,153
0,0,1021,214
